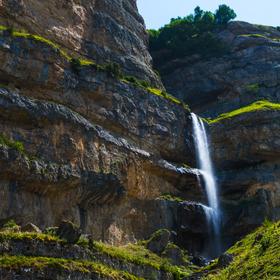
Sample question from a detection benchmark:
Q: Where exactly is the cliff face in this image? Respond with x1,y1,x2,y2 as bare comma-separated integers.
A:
0,0,207,250
0,0,162,87
0,0,280,272
157,21,280,117
153,20,280,247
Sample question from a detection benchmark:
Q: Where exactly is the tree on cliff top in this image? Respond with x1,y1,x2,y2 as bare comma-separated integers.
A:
148,5,237,67
215,5,237,25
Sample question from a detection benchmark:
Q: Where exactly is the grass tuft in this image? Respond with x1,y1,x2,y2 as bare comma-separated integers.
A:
207,100,280,124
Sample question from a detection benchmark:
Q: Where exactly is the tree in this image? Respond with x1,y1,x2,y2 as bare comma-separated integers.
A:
215,5,237,25
194,6,204,22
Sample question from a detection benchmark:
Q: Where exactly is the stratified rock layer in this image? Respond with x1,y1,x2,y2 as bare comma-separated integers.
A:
0,0,162,87
0,27,203,248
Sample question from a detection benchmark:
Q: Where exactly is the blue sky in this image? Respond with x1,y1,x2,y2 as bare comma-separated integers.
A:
137,0,280,29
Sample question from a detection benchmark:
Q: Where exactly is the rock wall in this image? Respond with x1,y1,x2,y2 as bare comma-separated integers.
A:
210,110,280,247
0,22,205,248
157,21,280,117
0,0,162,87
152,20,280,247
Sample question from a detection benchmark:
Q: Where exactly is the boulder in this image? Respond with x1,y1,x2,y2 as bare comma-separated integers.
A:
162,243,188,266
217,253,234,268
57,221,82,244
146,229,171,255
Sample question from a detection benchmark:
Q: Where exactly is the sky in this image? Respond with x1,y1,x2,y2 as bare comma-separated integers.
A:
137,0,280,30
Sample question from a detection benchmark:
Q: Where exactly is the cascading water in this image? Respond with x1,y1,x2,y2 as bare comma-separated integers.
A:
191,113,221,257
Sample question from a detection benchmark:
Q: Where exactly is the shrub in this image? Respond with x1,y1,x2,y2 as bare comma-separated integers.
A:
149,5,236,67
3,220,18,229
215,5,237,26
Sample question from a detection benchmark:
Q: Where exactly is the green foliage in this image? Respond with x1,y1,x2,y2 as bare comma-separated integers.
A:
0,134,25,154
44,226,59,237
204,221,280,280
0,256,141,280
207,100,280,124
149,5,236,65
215,5,237,25
2,220,18,229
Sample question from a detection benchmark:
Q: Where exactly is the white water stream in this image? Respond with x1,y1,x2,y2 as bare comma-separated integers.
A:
191,113,221,255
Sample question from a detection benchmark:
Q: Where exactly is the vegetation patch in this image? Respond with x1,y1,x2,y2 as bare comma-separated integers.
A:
158,194,184,203
239,33,280,42
207,100,280,124
92,242,193,279
0,255,140,280
204,220,280,279
149,5,236,68
0,231,62,243
0,133,25,154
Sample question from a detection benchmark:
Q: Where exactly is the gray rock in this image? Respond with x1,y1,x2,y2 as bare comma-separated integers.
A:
57,221,82,244
217,253,234,268
146,229,171,255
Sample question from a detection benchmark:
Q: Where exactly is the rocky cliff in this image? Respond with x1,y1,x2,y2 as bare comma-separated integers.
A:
157,21,280,117
0,0,162,87
0,0,208,254
0,0,280,278
153,20,280,248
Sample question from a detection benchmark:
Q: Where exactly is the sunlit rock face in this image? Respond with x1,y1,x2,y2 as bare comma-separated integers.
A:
0,0,162,87
0,0,202,246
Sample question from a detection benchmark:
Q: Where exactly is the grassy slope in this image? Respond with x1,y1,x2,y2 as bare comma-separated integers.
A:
0,230,194,279
93,241,193,279
204,221,280,280
0,255,140,280
208,100,280,124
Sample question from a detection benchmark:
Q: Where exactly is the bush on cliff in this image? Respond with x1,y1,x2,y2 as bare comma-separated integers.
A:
149,5,236,65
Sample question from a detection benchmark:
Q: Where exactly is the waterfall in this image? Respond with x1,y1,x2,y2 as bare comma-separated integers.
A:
191,113,221,256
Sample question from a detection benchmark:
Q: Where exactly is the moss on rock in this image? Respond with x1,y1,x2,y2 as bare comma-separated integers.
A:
208,100,280,124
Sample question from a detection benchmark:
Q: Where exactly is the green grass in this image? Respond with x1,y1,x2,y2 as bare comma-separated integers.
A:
0,133,25,154
207,100,280,124
0,230,194,279
0,255,141,280
0,25,189,110
158,194,184,203
0,231,62,243
204,220,280,280
239,33,280,42
93,242,193,279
